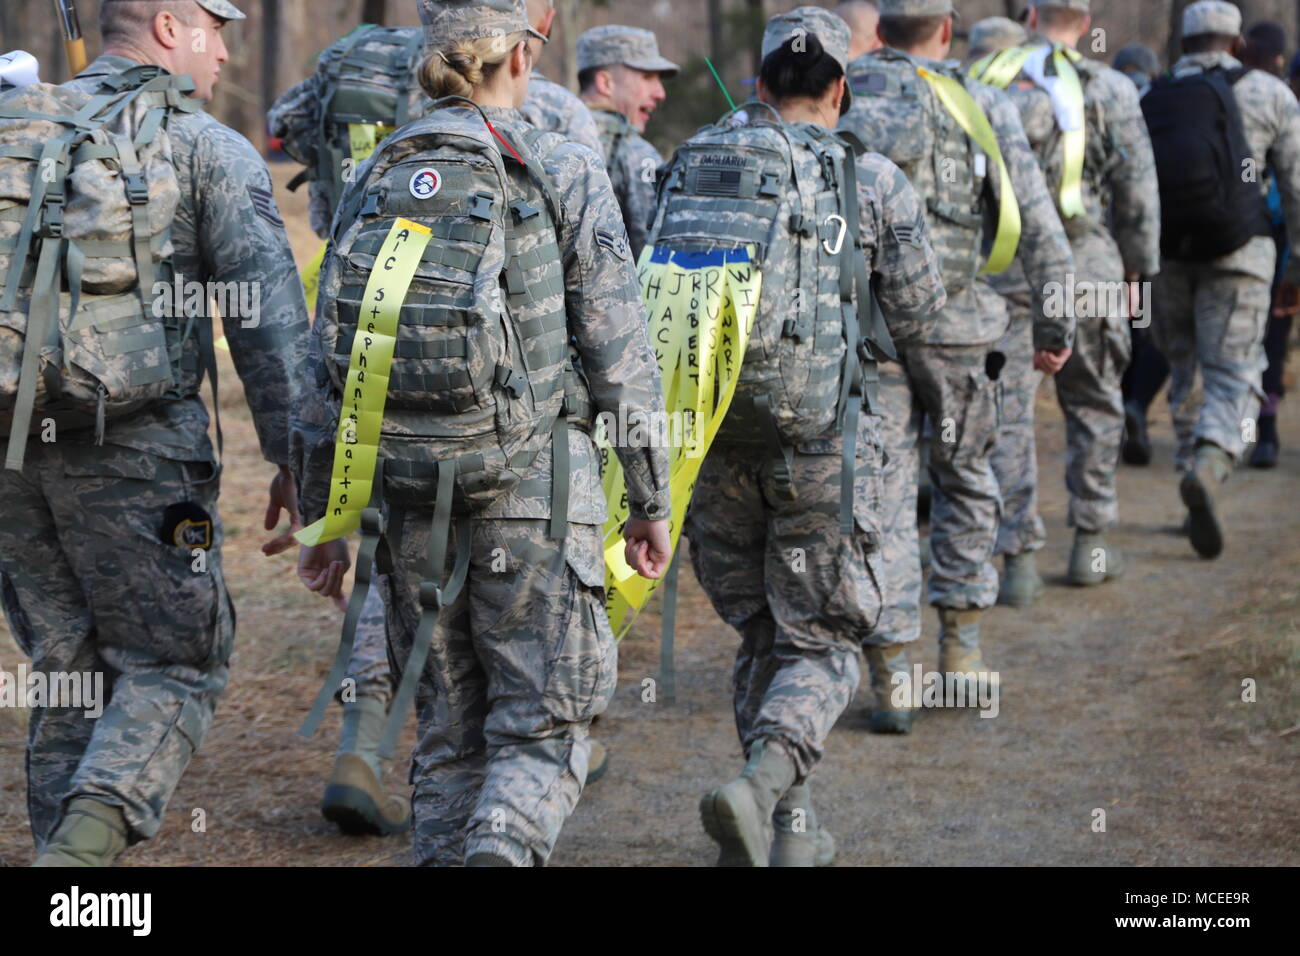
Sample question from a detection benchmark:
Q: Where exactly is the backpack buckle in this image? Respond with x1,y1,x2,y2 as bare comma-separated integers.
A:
782,315,811,342
788,214,815,238
123,172,149,205
418,581,445,610
493,363,526,399
510,199,540,221
467,193,494,221
40,198,64,238
759,172,782,197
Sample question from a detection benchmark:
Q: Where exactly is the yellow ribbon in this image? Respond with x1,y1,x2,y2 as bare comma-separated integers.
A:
600,245,761,639
295,217,433,546
301,240,328,314
918,65,1022,274
348,123,396,165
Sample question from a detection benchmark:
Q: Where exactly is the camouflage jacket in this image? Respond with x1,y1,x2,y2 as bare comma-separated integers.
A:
293,106,670,525
590,107,662,261
519,70,604,158
66,55,310,466
991,41,1160,289
842,47,1074,348
1170,51,1300,283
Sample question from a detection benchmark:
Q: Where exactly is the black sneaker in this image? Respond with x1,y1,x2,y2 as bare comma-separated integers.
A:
1122,403,1152,466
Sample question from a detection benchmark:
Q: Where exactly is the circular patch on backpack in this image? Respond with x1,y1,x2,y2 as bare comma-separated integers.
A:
409,168,442,200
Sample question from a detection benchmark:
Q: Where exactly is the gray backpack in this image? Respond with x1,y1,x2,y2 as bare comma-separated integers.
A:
304,99,576,753
646,103,895,533
0,66,203,471
844,55,991,296
273,25,429,236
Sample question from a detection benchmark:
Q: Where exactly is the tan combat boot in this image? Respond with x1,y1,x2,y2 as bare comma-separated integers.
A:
586,738,609,785
771,782,836,867
1067,531,1125,586
699,738,797,867
865,643,917,734
937,608,999,699
999,551,1046,607
322,694,410,836
32,797,128,867
1180,443,1232,559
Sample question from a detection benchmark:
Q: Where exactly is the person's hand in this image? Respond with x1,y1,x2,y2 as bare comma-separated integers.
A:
623,517,671,580
298,539,350,612
1033,346,1072,375
1273,281,1300,318
262,466,302,556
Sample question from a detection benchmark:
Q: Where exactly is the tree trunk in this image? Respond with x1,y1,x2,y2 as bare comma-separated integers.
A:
554,0,586,92
362,0,387,26
1167,0,1187,67
262,0,281,107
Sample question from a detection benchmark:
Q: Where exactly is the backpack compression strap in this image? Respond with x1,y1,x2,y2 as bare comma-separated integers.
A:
917,65,1022,273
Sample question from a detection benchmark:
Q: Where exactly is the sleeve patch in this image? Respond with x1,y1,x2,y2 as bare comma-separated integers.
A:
595,227,631,261
248,185,285,228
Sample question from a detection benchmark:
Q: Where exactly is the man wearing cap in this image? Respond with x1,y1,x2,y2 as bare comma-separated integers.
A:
1150,0,1300,557
967,16,1026,61
0,0,317,865
840,0,1074,726
519,0,602,156
1114,43,1160,97
966,0,1158,601
577,25,678,260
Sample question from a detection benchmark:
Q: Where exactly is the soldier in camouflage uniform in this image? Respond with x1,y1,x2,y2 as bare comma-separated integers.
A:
518,0,603,157
0,0,314,866
681,8,946,866
967,16,1026,60
1151,0,1300,558
979,0,1160,596
294,0,671,868
576,26,678,260
840,0,1075,733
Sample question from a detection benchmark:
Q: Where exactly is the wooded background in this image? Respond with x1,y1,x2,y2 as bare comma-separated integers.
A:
4,0,1300,152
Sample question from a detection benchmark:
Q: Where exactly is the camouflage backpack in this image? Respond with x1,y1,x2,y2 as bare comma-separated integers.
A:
0,66,202,471
273,24,429,236
645,102,895,532
844,54,991,296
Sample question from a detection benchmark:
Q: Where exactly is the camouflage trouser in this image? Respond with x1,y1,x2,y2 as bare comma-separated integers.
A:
991,298,1047,556
873,342,1001,648
686,423,881,782
1152,258,1272,469
384,514,615,867
0,439,233,849
342,575,392,708
1052,236,1131,532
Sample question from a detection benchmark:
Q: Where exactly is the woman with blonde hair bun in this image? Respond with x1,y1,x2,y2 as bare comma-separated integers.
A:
295,0,672,867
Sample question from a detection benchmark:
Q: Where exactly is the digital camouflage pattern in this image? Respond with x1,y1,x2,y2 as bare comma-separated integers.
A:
417,0,542,48
680,114,946,778
385,517,613,866
575,25,679,75
990,298,1046,556
0,54,311,851
295,106,669,865
346,580,392,707
1154,51,1300,467
968,17,1027,58
519,70,603,157
590,108,662,261
0,441,233,847
268,26,430,239
844,48,1072,648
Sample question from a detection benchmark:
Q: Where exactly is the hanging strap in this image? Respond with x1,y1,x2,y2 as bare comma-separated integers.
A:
4,237,64,472
550,397,570,541
658,553,680,706
969,45,1033,89
298,459,389,737
380,459,471,758
916,66,1022,274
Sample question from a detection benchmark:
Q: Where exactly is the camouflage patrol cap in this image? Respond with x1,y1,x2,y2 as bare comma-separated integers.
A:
1025,0,1090,10
101,0,246,20
968,16,1026,55
1181,0,1242,37
1113,43,1159,76
418,0,546,49
576,26,680,77
762,6,854,114
876,0,956,17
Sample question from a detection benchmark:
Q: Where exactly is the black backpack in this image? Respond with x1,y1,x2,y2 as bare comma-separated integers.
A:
1141,66,1271,261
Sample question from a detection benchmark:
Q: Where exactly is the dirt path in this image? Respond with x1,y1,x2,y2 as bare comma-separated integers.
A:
1,167,1295,867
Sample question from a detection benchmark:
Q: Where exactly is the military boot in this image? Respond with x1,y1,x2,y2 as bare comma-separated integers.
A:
586,738,609,785
32,798,128,867
1067,531,1125,586
998,551,1045,608
937,608,999,699
699,738,797,867
1122,401,1152,466
865,644,917,734
322,694,410,836
771,783,836,867
1180,443,1232,559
